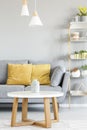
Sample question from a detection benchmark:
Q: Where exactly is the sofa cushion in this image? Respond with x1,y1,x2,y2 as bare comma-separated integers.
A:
51,66,65,87
25,85,62,92
31,64,51,85
0,85,24,98
0,60,28,84
7,64,32,85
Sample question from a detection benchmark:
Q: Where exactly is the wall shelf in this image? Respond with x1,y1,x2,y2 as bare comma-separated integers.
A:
70,55,87,60
71,74,87,78
70,22,87,29
68,21,87,107
70,90,87,96
70,39,87,42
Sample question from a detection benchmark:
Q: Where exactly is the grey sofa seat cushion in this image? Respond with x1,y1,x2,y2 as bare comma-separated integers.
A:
25,85,62,92
51,66,65,87
0,60,28,84
0,85,24,98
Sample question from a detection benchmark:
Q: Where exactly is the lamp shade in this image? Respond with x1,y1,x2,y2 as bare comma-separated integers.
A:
29,11,43,26
21,0,29,16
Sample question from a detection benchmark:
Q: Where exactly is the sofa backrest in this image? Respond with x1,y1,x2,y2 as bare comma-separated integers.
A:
0,60,28,84
0,59,65,84
29,59,66,75
29,59,65,68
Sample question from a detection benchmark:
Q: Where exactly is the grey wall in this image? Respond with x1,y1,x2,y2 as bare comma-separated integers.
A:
0,0,87,104
0,0,86,61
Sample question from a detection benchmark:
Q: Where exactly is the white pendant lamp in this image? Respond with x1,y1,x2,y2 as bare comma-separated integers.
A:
21,0,29,16
29,0,43,26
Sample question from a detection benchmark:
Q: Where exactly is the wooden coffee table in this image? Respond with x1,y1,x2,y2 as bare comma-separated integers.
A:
8,91,63,128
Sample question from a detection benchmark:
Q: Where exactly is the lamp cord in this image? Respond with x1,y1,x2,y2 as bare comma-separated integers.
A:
35,0,37,11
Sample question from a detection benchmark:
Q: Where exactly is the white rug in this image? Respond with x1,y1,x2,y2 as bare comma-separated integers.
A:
0,120,87,130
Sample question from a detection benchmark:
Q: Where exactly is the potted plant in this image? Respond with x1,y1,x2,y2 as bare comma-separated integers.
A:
82,50,87,59
80,65,87,77
79,50,84,59
77,7,87,21
74,51,79,59
79,50,87,59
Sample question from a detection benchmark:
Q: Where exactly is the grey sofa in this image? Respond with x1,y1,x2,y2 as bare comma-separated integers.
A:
0,60,70,104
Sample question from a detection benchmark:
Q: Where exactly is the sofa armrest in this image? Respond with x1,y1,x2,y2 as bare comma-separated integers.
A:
57,71,70,103
62,71,70,96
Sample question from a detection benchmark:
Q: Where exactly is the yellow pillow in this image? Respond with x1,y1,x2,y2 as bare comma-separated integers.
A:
7,64,32,85
31,64,50,85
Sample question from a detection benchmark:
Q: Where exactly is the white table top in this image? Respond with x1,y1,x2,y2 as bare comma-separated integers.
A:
7,91,64,98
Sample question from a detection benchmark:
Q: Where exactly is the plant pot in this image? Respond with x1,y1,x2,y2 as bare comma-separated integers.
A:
74,54,79,59
79,53,82,59
81,70,87,77
80,16,87,22
75,16,80,22
81,53,87,59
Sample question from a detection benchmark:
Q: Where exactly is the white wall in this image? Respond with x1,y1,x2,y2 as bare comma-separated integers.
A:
0,0,87,62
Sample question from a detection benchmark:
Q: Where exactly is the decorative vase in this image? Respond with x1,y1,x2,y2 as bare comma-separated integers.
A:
71,69,80,78
75,16,80,22
80,16,87,22
31,79,40,93
72,32,79,40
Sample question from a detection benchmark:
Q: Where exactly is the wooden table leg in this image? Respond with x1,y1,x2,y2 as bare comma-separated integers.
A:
52,97,59,122
11,98,18,127
22,98,28,121
44,98,51,128
10,97,58,128
11,98,34,127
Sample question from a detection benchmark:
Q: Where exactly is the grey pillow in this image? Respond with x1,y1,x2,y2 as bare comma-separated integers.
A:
51,66,65,87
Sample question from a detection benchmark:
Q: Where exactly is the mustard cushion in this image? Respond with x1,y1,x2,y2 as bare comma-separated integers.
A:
31,64,50,85
7,64,32,85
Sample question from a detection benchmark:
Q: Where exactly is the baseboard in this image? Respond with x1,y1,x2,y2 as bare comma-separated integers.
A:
59,104,87,107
